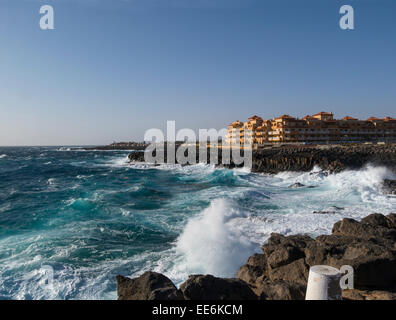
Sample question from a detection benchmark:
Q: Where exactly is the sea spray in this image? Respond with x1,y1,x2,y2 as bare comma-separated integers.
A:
176,198,259,277
1,147,396,299
326,165,396,203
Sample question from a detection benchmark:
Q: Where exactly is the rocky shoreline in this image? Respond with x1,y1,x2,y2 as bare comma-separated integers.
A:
74,142,148,151
127,144,396,174
117,213,396,300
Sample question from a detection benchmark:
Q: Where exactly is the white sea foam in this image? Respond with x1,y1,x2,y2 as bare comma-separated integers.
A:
107,155,130,167
77,174,93,179
2,159,395,299
0,203,11,213
175,198,259,277
169,165,396,282
0,154,7,159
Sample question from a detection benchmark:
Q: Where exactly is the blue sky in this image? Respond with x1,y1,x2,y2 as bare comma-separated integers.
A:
0,0,395,145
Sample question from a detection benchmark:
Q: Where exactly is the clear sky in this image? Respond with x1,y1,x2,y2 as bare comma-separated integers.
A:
0,0,395,146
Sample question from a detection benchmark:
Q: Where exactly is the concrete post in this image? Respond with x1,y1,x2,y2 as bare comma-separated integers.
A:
305,265,342,300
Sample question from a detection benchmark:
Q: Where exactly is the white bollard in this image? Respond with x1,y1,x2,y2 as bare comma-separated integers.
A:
305,265,342,300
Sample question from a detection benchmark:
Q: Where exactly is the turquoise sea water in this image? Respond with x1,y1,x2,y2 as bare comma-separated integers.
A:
0,147,395,299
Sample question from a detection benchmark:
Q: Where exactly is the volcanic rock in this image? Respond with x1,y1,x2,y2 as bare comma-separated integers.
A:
180,275,257,300
116,272,183,300
117,213,396,300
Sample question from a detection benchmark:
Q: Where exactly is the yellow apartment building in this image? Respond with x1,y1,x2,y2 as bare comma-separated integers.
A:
226,112,396,147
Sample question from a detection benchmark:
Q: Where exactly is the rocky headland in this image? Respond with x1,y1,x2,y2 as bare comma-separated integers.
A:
75,142,149,151
127,144,396,174
117,213,396,300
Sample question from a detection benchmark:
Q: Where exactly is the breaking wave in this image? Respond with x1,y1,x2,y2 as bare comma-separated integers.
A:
164,164,396,283
0,146,395,299
176,198,257,277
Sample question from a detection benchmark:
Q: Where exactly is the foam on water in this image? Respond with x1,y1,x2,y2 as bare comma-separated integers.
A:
175,198,257,277
0,147,395,299
161,164,396,284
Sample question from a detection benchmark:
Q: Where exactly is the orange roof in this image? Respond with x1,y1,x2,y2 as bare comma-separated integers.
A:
276,114,295,120
384,117,396,121
303,115,316,120
342,116,358,120
228,121,243,127
366,117,380,121
248,115,263,121
313,111,333,116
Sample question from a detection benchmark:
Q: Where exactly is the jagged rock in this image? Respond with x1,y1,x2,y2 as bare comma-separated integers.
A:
386,213,396,229
128,151,145,162
341,245,396,288
236,264,265,287
289,182,305,188
304,240,344,266
236,254,267,285
263,233,314,253
116,272,184,300
77,142,148,151
305,216,396,288
314,241,396,288
236,213,396,299
128,145,396,173
332,217,396,241
267,258,309,285
180,275,257,300
361,213,395,229
267,246,305,269
117,213,396,301
258,280,306,300
313,211,337,214
383,179,396,194
343,289,396,300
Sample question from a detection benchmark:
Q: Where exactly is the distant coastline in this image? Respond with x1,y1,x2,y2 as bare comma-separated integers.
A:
73,142,148,151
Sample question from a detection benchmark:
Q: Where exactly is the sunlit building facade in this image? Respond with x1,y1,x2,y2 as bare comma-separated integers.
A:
226,112,396,147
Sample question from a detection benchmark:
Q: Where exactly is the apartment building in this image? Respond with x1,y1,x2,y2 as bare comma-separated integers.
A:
226,112,396,147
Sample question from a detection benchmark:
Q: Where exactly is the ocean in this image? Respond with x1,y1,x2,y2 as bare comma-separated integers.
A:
0,147,395,300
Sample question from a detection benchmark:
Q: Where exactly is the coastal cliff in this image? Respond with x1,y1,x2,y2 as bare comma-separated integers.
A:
128,144,396,173
116,213,396,300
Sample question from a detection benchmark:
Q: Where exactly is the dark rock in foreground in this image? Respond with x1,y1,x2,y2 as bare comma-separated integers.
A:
343,289,396,300
236,213,396,299
117,213,396,300
180,275,257,300
116,272,183,300
117,273,256,301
